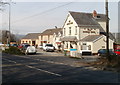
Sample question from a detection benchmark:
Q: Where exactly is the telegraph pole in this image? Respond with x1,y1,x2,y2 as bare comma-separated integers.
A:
106,0,110,61
8,0,11,47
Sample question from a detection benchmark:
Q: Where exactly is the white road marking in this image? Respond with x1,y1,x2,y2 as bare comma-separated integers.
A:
3,58,62,77
3,58,17,64
25,65,62,77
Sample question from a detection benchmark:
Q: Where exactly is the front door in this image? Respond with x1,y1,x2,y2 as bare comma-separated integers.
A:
32,41,35,46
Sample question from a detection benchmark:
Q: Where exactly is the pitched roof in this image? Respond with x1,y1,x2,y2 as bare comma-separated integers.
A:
22,33,41,39
69,11,106,26
41,28,62,35
60,36,78,41
81,35,103,42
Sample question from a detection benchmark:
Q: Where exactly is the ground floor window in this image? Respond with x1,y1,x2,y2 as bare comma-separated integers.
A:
88,45,91,50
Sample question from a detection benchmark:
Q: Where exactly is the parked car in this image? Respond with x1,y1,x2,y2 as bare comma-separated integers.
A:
43,44,55,52
98,49,116,56
21,44,37,55
114,49,120,55
18,43,29,50
11,44,18,47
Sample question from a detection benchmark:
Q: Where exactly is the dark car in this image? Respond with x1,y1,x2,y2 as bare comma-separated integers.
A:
98,49,116,56
11,44,18,47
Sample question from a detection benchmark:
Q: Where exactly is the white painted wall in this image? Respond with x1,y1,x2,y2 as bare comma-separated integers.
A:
98,21,106,32
63,13,79,39
80,27,100,40
93,35,114,53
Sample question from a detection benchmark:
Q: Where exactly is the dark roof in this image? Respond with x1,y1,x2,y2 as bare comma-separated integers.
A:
100,32,115,40
41,28,62,35
22,33,41,39
81,35,103,42
60,36,78,41
69,11,106,26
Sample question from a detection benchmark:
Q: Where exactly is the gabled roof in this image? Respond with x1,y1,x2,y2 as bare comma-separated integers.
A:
69,11,106,26
60,36,78,41
41,28,62,35
22,33,41,39
81,35,103,42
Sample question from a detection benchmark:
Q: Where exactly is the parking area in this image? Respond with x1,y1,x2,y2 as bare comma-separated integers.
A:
25,48,101,67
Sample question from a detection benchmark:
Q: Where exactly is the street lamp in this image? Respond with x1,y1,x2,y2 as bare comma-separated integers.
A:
2,0,12,46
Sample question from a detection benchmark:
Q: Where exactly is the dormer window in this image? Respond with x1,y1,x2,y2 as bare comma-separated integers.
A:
97,16,101,18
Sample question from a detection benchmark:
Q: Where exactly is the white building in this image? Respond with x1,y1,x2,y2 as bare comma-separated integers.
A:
61,10,114,54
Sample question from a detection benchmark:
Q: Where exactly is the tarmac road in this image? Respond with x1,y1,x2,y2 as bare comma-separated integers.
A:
2,51,120,83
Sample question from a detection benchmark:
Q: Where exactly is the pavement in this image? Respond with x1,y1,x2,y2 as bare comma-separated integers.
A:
2,50,120,83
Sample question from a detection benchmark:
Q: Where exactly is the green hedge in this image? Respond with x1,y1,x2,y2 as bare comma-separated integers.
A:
3,46,23,55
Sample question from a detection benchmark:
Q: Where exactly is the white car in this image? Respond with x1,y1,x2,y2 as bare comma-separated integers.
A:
21,44,37,55
43,44,55,52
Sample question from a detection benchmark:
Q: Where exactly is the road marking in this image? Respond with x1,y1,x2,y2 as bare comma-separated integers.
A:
3,58,17,64
25,65,62,77
3,58,62,77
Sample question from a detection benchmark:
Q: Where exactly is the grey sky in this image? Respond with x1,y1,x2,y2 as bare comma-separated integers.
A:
1,1,119,35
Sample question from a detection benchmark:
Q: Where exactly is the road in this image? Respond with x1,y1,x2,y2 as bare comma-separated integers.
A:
2,50,120,83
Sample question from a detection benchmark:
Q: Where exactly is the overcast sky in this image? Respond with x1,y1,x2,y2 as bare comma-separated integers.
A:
1,0,119,35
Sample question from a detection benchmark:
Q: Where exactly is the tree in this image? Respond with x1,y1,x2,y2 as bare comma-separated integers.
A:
0,30,17,44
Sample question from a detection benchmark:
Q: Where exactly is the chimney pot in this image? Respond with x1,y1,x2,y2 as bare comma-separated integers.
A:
93,10,97,17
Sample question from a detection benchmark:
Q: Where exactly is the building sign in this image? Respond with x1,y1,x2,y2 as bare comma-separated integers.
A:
83,29,96,33
67,20,73,25
56,42,61,44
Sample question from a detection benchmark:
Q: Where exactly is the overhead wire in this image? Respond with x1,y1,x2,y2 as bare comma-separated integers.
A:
11,2,74,24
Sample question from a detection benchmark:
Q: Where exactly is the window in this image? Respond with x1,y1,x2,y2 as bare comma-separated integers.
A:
69,27,71,35
29,41,31,44
88,45,91,50
83,43,86,45
75,26,77,35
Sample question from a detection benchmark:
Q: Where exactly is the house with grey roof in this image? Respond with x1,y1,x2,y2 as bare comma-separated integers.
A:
61,10,114,54
38,28,62,49
21,33,41,47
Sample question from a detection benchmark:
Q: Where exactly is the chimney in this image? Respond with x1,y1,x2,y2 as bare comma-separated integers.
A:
93,10,97,17
55,26,57,29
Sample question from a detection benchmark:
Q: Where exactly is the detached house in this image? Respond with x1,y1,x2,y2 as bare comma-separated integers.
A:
38,28,62,49
61,11,114,54
21,33,41,47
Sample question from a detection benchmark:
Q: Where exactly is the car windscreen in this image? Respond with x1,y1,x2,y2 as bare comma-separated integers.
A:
115,49,120,51
25,45,30,48
46,44,53,47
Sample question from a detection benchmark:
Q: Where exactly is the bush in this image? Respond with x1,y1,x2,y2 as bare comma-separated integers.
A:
100,54,120,70
3,46,23,55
